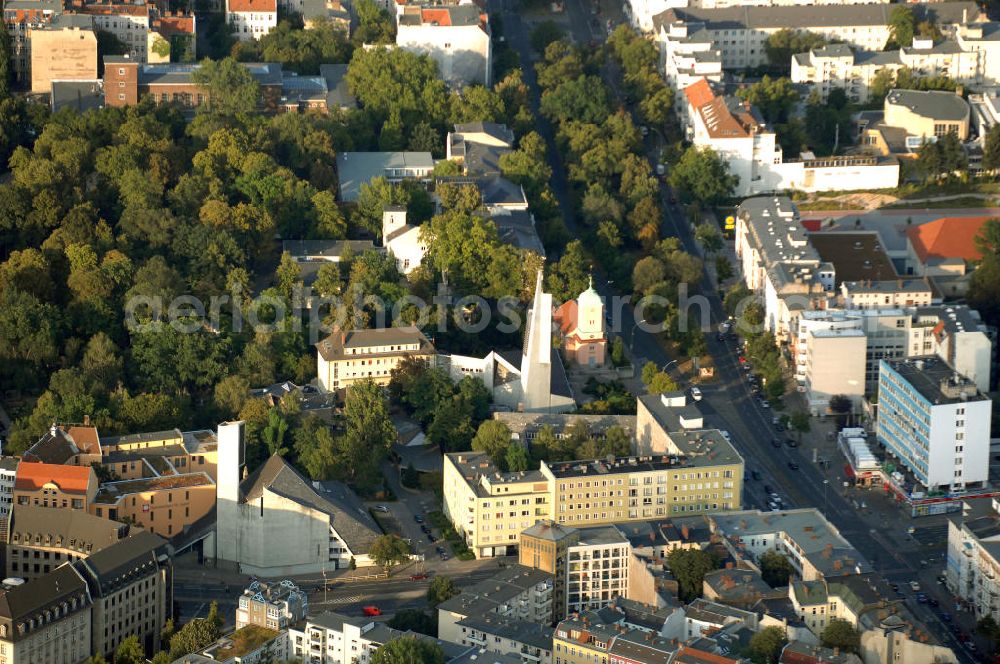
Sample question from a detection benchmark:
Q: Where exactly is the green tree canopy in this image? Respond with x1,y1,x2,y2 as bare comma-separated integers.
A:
888,5,915,49
191,57,261,116
471,420,514,469
736,76,798,124
748,626,788,664
821,619,860,653
370,534,412,568
370,637,445,664
427,575,460,606
759,550,794,587
764,29,828,67
668,146,738,206
666,548,719,602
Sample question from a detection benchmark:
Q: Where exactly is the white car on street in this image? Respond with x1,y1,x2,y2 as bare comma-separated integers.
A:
690,386,703,401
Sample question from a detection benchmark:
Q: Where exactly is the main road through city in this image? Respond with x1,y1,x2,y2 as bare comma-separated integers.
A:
499,2,975,660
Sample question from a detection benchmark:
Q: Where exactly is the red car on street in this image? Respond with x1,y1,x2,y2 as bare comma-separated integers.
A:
362,606,382,616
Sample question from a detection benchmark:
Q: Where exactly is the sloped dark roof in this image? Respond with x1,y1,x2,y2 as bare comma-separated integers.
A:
23,429,78,464
77,530,166,596
0,563,89,623
6,505,129,555
240,456,382,554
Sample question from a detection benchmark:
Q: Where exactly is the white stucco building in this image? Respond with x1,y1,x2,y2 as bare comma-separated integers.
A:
877,358,992,494
946,498,1000,622
396,4,491,88
214,422,382,575
226,0,276,41
680,80,899,197
653,3,980,71
444,270,576,414
381,206,426,274
0,457,18,519
802,327,866,416
794,24,1000,105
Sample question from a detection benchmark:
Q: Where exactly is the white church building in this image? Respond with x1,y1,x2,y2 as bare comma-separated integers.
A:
214,422,383,576
443,271,576,413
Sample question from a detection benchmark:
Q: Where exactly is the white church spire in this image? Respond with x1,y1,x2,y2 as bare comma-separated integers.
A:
520,269,552,411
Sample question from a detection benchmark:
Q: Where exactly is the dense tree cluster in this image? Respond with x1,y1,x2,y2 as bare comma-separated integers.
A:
389,357,492,452
764,29,828,68
233,16,354,74
666,548,720,602
916,131,967,182
0,27,538,472
968,219,1000,332
535,30,696,294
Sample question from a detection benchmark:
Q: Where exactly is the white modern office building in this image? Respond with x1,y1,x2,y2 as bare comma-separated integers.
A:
877,357,992,493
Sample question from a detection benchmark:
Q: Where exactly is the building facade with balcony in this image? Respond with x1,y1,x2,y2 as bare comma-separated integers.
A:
438,565,554,652
877,357,992,493
565,527,631,616
947,498,1000,620
236,579,308,630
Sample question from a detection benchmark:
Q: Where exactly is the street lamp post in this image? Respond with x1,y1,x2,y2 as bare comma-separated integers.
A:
629,318,647,355
662,359,678,374
823,479,829,515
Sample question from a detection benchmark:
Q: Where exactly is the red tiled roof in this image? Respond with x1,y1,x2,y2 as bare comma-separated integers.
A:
906,216,993,263
15,462,94,494
553,300,577,335
675,646,740,664
420,7,452,25
227,0,276,13
66,426,100,454
683,79,714,110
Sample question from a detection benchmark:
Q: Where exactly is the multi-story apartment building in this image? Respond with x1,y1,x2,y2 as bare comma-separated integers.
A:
519,521,577,621
2,0,62,86
553,612,620,664
396,4,492,88
236,580,308,630
659,22,722,92
443,453,551,559
802,327,866,416
564,526,631,616
315,326,437,391
733,197,834,338
793,36,988,104
0,564,93,664
839,279,933,310
789,574,887,635
0,457,19,519
451,614,554,664
877,357,992,493
3,505,132,579
226,0,277,41
91,473,216,539
3,0,196,87
654,3,979,72
680,80,900,197
289,612,461,664
437,565,554,648
794,302,992,400
444,439,742,559
946,497,1000,621
75,530,171,657
27,21,96,93
712,509,872,582
543,443,743,527
13,462,98,511
100,427,220,482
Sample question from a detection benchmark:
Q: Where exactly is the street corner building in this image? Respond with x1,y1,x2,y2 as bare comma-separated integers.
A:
212,421,383,576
